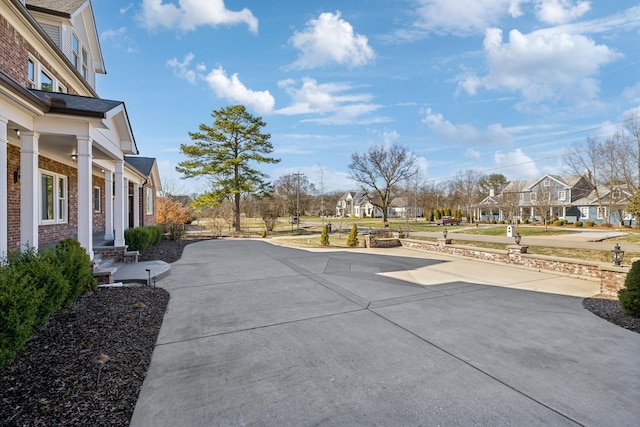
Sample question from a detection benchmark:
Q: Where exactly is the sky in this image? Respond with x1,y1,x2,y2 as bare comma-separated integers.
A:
91,0,640,195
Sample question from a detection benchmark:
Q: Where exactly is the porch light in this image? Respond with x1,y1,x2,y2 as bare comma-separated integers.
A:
443,228,448,239
71,154,77,161
13,166,20,184
515,233,522,245
611,244,624,266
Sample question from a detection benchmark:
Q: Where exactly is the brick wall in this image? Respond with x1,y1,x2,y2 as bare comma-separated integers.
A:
0,11,76,93
8,144,21,251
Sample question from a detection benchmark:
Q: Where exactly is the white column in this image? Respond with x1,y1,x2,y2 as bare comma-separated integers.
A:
20,131,39,250
113,160,125,246
76,136,93,260
0,117,7,256
104,169,113,240
124,178,129,229
133,183,140,227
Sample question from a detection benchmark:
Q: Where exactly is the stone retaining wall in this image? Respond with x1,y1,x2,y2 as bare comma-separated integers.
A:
368,236,628,296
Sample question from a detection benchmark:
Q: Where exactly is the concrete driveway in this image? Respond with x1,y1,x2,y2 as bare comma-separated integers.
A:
131,239,640,426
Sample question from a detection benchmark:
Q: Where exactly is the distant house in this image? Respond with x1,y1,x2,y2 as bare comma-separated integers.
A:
475,172,634,225
388,197,424,219
336,191,382,218
1,0,160,258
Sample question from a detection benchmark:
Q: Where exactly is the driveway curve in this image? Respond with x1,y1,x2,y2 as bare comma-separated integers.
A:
131,239,640,426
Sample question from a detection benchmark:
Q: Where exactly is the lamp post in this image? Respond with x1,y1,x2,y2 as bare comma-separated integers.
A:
515,233,521,246
611,244,624,266
443,228,448,239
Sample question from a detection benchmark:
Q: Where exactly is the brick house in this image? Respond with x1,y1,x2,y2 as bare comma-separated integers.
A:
0,0,160,259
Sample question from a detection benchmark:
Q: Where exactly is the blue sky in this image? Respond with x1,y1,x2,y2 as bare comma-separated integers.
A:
92,0,640,195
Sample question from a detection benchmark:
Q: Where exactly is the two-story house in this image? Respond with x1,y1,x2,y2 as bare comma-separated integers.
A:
336,191,382,218
0,0,160,259
475,172,635,225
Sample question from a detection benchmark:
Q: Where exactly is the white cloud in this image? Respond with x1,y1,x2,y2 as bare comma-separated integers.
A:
410,0,526,37
535,0,590,25
204,67,275,115
421,108,514,145
100,27,138,53
288,11,375,69
623,84,640,103
458,27,621,107
166,54,274,114
465,148,481,158
493,148,540,177
275,77,387,125
166,53,205,85
138,0,258,33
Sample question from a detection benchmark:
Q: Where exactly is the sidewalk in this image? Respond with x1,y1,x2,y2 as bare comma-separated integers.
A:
130,239,640,426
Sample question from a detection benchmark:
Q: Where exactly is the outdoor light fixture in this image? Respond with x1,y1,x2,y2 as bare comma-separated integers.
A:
13,166,20,184
71,154,77,161
515,233,522,245
443,228,448,239
611,243,624,266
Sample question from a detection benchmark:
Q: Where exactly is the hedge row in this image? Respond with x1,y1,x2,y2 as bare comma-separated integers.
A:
0,239,96,370
124,225,163,252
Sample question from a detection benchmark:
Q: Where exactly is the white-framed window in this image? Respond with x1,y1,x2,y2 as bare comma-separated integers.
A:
579,207,589,218
72,33,89,79
543,179,550,186
612,188,621,199
146,187,153,215
597,207,607,220
27,59,35,88
82,47,89,79
27,57,65,92
94,187,101,212
72,34,80,69
519,193,525,202
40,170,67,224
558,191,566,201
40,69,53,91
530,192,537,201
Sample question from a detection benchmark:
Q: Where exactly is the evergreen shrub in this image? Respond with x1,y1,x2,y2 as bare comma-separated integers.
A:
320,225,330,246
346,225,359,247
575,221,583,227
619,260,640,317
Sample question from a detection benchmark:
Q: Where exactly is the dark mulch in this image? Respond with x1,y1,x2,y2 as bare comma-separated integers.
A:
583,296,640,334
1,238,638,426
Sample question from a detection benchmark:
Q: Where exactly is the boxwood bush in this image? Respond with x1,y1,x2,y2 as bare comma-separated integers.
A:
124,225,164,252
0,240,96,370
575,221,583,228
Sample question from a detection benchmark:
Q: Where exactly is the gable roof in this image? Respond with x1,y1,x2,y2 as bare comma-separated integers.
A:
26,0,87,16
125,156,155,176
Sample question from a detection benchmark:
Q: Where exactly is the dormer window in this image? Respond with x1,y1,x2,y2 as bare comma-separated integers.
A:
543,179,550,186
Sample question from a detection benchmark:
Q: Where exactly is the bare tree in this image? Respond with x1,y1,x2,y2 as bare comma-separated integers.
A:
274,173,316,217
566,136,603,216
532,186,555,229
499,180,527,225
624,111,640,188
349,144,417,224
448,169,482,223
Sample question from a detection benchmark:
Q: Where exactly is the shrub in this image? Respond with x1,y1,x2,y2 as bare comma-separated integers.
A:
575,221,583,228
320,225,330,246
523,219,529,224
601,222,613,228
0,266,44,369
586,221,595,227
148,226,163,245
346,225,359,247
7,249,67,325
54,239,96,307
125,227,149,252
619,260,640,317
553,220,563,226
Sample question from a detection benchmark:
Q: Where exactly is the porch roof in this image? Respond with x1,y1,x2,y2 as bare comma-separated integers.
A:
29,90,122,118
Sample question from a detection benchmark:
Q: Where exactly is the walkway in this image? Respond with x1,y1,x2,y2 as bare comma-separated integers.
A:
131,239,640,426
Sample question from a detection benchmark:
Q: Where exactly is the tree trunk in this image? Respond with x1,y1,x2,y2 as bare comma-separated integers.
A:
234,192,241,232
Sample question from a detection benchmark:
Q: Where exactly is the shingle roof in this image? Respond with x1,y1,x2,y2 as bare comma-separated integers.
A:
26,0,87,16
29,90,122,117
125,156,156,177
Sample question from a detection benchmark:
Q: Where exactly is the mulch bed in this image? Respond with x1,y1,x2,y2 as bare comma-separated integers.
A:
0,237,638,426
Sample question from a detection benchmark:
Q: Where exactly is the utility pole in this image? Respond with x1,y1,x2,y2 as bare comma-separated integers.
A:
294,171,304,230
319,167,325,227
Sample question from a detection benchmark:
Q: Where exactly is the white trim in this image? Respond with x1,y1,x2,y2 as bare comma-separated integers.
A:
146,186,153,215
579,207,589,218
558,190,566,201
